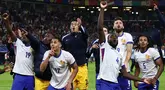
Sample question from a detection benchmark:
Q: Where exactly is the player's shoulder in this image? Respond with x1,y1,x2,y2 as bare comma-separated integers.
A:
148,47,158,53
62,33,71,40
123,32,132,37
61,50,73,57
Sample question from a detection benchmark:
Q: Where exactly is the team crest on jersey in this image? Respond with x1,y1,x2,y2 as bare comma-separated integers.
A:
121,39,126,44
145,54,150,60
30,48,34,52
60,60,65,65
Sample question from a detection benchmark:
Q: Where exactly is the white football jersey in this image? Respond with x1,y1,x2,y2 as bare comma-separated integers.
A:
98,41,123,83
13,38,34,75
43,50,75,89
116,32,133,72
134,48,160,78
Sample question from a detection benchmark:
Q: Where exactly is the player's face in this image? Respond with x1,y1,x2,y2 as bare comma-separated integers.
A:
50,39,61,51
113,20,124,33
108,34,118,48
103,27,108,35
42,33,54,45
70,21,79,32
138,36,149,48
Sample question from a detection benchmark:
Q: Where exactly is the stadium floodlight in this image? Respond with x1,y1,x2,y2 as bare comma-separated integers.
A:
104,9,107,11
126,7,132,9
132,12,134,14
112,7,118,9
136,12,138,15
78,7,85,9
126,8,130,11
91,11,94,13
148,9,152,11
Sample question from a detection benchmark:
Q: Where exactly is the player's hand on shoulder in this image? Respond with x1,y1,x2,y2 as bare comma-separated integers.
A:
100,1,107,9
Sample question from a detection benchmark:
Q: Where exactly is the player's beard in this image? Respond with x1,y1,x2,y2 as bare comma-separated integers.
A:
115,28,123,33
114,25,123,33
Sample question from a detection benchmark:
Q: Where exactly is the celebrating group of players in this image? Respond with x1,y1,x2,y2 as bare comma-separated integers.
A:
0,1,165,90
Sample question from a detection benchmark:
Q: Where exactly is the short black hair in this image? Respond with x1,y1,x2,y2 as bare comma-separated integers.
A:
53,35,62,43
114,17,123,23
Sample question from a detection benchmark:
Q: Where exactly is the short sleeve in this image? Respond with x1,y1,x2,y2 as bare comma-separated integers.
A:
126,33,133,44
151,48,160,61
66,52,75,65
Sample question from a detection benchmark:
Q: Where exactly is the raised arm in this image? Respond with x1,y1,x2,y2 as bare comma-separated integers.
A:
2,13,17,42
98,1,107,44
154,4,165,27
77,18,88,39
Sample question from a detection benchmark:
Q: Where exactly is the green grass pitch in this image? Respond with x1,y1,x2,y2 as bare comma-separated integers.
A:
0,63,165,90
